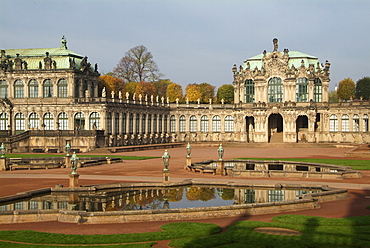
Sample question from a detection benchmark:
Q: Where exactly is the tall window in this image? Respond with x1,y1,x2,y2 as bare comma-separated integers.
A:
28,79,38,98
106,113,112,134
296,78,308,102
15,113,25,133
164,115,168,132
159,115,162,133
329,114,338,132
136,114,140,134
58,112,68,130
0,113,8,130
363,114,369,132
314,78,322,102
14,80,24,98
89,112,100,130
0,80,8,98
179,115,186,133
341,115,349,132
147,114,152,133
268,77,283,103
29,112,39,129
115,113,119,134
141,114,146,133
244,79,254,103
200,115,209,133
170,115,176,132
190,115,197,133
58,79,68,98
129,113,133,134
43,112,54,130
153,114,157,133
43,79,53,98
122,113,127,134
74,112,85,130
212,115,221,132
353,114,359,132
225,115,234,132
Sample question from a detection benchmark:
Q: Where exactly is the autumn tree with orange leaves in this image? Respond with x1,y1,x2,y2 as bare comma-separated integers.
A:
98,75,125,95
135,81,156,99
186,84,202,103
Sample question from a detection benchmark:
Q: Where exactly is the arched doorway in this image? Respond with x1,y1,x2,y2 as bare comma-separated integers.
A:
268,114,283,142
296,115,308,142
245,116,255,143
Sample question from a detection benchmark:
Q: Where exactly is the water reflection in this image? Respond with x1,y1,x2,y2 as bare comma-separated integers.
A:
0,186,320,212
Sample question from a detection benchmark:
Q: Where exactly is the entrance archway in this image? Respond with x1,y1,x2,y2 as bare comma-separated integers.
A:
245,116,255,143
268,114,283,142
296,115,308,142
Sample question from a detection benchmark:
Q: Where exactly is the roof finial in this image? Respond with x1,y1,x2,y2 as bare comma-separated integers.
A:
273,38,278,52
60,36,67,49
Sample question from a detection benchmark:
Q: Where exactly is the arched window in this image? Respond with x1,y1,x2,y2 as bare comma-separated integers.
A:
329,114,338,132
58,112,68,130
164,115,168,133
14,80,24,98
268,77,283,103
43,79,53,98
179,115,186,133
122,113,127,134
28,79,38,98
170,115,176,132
200,115,209,133
353,114,359,132
190,115,197,133
147,114,152,133
115,113,120,134
0,80,8,98
363,114,369,132
314,78,322,102
159,115,163,133
142,114,146,133
0,113,8,130
153,114,157,133
29,112,39,129
296,77,308,102
89,112,100,130
106,113,112,134
341,114,349,132
15,113,25,133
43,112,54,130
136,114,140,134
74,112,85,130
58,79,68,98
212,115,221,132
129,113,134,134
244,79,254,103
225,115,234,132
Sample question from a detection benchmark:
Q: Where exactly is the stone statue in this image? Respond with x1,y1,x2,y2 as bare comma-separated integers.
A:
133,93,136,100
111,91,115,98
125,91,129,99
156,95,159,102
23,61,28,70
161,96,164,103
273,38,278,51
52,60,57,70
15,54,22,70
209,98,212,104
102,87,106,97
118,91,122,99
150,95,154,102
221,99,224,104
176,98,179,104
139,94,142,101
44,52,52,70
197,98,200,105
186,98,189,105
145,94,148,102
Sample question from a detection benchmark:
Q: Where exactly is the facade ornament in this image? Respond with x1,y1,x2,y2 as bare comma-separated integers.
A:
161,96,164,104
197,98,200,105
53,60,56,70
44,52,52,70
150,95,154,102
60,35,67,49
125,91,129,99
209,98,212,105
156,95,159,102
139,94,142,101
166,97,169,104
102,87,106,97
23,61,28,70
111,91,115,99
273,38,278,51
118,91,122,99
15,54,22,70
221,99,224,105
69,58,75,69
133,93,136,100
145,94,148,102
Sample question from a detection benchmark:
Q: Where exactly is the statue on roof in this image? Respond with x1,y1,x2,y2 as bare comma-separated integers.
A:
44,52,52,70
60,36,67,49
273,38,278,52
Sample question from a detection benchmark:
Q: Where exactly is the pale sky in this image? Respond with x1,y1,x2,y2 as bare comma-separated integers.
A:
1,0,369,90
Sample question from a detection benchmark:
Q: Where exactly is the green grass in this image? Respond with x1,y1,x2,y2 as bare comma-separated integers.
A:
4,154,157,160
236,157,370,170
0,216,369,248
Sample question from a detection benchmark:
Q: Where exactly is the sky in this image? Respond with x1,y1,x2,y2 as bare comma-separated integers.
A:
1,0,369,91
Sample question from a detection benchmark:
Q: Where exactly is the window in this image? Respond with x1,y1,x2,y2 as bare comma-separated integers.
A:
14,202,24,210
14,79,24,98
164,115,168,133
142,114,146,133
29,112,39,129
129,113,133,134
29,201,38,210
153,114,157,133
329,114,338,132
43,112,54,130
244,79,254,103
28,79,38,98
115,113,119,134
179,115,186,133
106,113,112,134
122,113,127,134
268,190,284,202
58,112,68,130
15,113,25,133
314,78,322,102
268,77,283,103
136,114,140,134
89,112,100,130
244,189,255,204
200,115,209,133
212,115,221,132
43,79,53,98
341,115,349,132
296,78,308,102
0,80,8,98
159,115,162,133
0,113,8,130
190,115,197,133
147,114,151,133
225,115,234,132
170,115,176,132
363,114,369,132
43,201,53,210
353,114,359,132
74,112,85,130
58,79,68,98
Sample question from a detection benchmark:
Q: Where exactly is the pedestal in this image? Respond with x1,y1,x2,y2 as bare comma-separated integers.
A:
65,156,71,168
184,157,191,169
163,169,170,183
216,160,225,176
69,173,80,187
0,157,6,171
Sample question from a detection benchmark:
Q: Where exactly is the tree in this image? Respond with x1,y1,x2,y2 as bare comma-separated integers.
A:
135,81,156,98
166,83,183,102
98,75,125,95
199,82,215,103
113,45,163,83
153,79,172,98
337,78,355,101
355,77,370,100
125,82,137,96
328,90,339,103
217,84,234,103
186,84,202,103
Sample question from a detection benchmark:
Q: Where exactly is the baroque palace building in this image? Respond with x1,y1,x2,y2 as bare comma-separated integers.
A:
0,37,369,152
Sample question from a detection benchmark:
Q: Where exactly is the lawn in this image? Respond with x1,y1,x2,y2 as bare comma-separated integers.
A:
0,216,369,247
237,157,370,170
